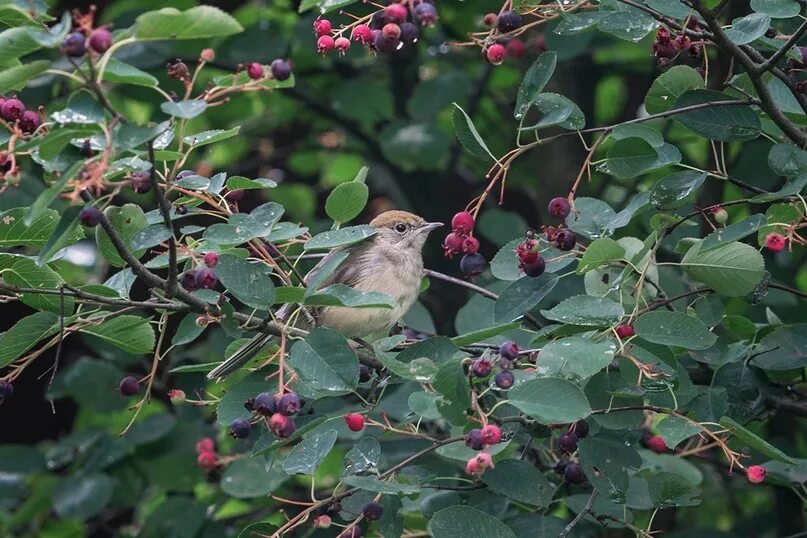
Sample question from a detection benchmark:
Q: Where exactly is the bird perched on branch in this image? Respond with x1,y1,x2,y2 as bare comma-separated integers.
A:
207,210,442,379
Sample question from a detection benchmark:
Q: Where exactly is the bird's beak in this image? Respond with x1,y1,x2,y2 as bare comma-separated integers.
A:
420,222,443,233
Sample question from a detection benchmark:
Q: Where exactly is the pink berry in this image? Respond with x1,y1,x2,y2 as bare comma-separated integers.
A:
746,465,767,484
382,23,401,40
197,450,217,470
1,98,24,122
483,13,498,27
352,24,373,45
548,197,571,219
168,389,186,405
451,211,475,234
516,239,538,265
461,236,480,254
196,437,215,453
480,424,502,445
246,62,263,80
486,43,506,65
269,413,296,438
443,232,464,257
313,515,332,528
344,413,365,432
335,36,351,53
615,324,635,339
203,251,219,267
506,39,526,58
317,35,335,54
385,4,408,23
765,232,786,252
646,435,667,454
89,28,113,53
313,18,332,37
19,110,40,134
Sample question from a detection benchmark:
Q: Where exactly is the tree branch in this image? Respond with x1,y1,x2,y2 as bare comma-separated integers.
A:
147,141,178,297
559,489,597,538
756,19,807,74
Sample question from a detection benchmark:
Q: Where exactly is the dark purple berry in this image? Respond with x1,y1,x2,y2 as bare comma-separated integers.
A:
132,179,151,194
494,370,514,389
400,22,419,43
414,3,438,26
180,270,199,291
362,501,383,521
564,462,586,484
63,32,86,57
230,418,251,438
80,139,93,157
548,197,571,219
19,110,40,134
499,341,519,360
554,459,569,474
373,31,400,53
497,10,522,32
571,421,589,438
471,357,493,377
195,268,218,289
277,392,301,416
359,364,371,382
0,380,14,399
370,11,387,30
1,98,24,122
79,207,102,226
523,256,546,277
89,28,113,53
554,229,576,251
460,253,487,277
271,59,293,81
465,428,485,450
119,376,139,396
558,432,578,453
254,392,276,416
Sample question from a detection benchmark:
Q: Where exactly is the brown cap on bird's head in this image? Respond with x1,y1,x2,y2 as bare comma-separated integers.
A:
370,210,426,229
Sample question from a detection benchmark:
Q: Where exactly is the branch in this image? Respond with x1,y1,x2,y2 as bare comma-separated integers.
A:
756,19,807,74
559,489,597,538
147,141,178,296
765,393,807,418
0,282,187,311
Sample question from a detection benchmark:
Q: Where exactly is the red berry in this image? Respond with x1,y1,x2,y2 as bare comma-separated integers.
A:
203,252,219,267
19,110,40,134
335,36,351,53
246,62,263,80
344,413,365,432
197,450,217,470
646,435,667,453
352,24,373,44
481,424,502,444
615,324,635,339
201,48,215,62
317,35,335,54
451,211,475,234
385,4,408,24
269,413,296,438
196,437,215,453
313,515,332,528
746,465,767,484
516,239,539,265
1,98,24,122
486,43,506,65
461,236,480,254
471,357,492,377
89,28,113,53
79,207,102,226
382,23,401,40
548,197,571,219
443,232,464,257
414,3,438,25
482,13,498,27
673,33,691,50
765,232,786,252
656,27,672,44
465,452,493,476
506,39,526,58
270,59,292,81
119,376,139,396
313,18,332,37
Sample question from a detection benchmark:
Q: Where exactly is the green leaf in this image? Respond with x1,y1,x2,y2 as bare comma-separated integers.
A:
452,103,494,162
482,460,553,508
102,58,158,87
80,315,155,354
493,274,558,323
514,52,557,119
171,314,205,346
429,506,516,538
0,312,59,367
508,377,592,424
656,416,701,447
298,0,359,14
751,0,800,17
282,430,338,475
0,207,81,248
0,254,74,314
304,284,395,309
183,126,240,148
768,143,807,177
221,457,288,498
751,325,807,370
342,475,420,494
724,13,771,45
53,473,113,519
539,336,617,381
645,65,705,115
649,170,707,210
135,6,243,40
304,225,377,250
681,241,765,296
325,182,369,223
565,197,617,239
450,323,521,347
226,176,277,190
95,204,148,267
49,93,104,124
645,0,694,18
634,311,716,350
721,416,797,464
611,123,665,148
288,328,359,397
673,90,760,141
577,237,625,273
541,295,624,326
648,472,701,507
597,10,656,42
36,206,84,266
606,137,659,179
0,59,48,94
344,437,381,475
579,437,641,500
555,12,606,34
216,254,275,310
701,214,766,251
160,99,207,119
518,93,585,131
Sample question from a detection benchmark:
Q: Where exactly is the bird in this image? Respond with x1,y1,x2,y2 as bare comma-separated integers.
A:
207,210,442,379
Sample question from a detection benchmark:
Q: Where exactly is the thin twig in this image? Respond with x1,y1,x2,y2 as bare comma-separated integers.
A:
559,489,597,538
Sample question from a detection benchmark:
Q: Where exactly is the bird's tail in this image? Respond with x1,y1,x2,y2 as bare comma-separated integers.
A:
207,332,276,380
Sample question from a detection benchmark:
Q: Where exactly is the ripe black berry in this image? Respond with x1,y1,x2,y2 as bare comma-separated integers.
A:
79,207,102,227
362,501,383,521
522,256,545,277
471,357,492,377
230,418,251,438
414,3,438,26
571,421,589,438
497,10,522,32
181,270,199,291
499,340,519,360
132,179,151,194
564,462,586,484
460,253,487,277
553,228,576,251
19,110,40,134
271,59,293,81
80,139,93,157
465,428,485,450
558,432,578,453
119,376,139,396
254,392,276,415
276,392,301,415
195,268,218,289
548,197,571,219
400,22,419,44
0,380,14,399
359,364,372,382
63,32,86,57
373,31,400,53
494,370,514,389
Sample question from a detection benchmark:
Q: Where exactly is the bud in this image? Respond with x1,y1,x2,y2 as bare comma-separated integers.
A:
201,48,215,62
169,389,186,405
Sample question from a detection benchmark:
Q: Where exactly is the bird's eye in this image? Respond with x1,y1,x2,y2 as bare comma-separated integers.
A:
394,223,408,233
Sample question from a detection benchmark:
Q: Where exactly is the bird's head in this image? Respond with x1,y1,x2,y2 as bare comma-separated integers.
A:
370,210,442,252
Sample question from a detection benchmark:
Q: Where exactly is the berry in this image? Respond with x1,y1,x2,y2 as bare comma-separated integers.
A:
646,435,667,454
362,501,383,521
497,10,522,32
181,270,199,291
1,98,24,122
344,413,365,432
370,11,387,30
400,22,419,44
494,370,514,389
553,228,576,251
0,380,13,399
19,110,40,134
564,462,586,484
765,232,786,252
196,437,215,453
313,515,332,528
486,43,506,65
499,341,519,360
132,179,151,194
230,418,251,438
465,452,493,476
656,27,672,44
80,139,93,157
63,32,86,57
481,424,502,445
548,197,571,219
451,211,474,231
522,257,546,277
373,31,399,53
359,364,372,382
615,324,635,339
339,527,363,538
712,206,728,224
119,376,139,396
471,357,493,377
461,236,480,254
313,18,332,37
460,253,487,277
317,35,335,54
169,389,186,405
195,268,218,289
414,3,437,25
201,48,215,62
746,465,767,484
203,252,219,267
554,459,569,474
506,38,526,58
516,239,539,265
335,36,351,53
383,22,401,41
271,59,292,81
269,413,296,438
465,428,485,450
254,392,276,416
386,4,408,23
225,189,244,202
89,28,113,53
653,41,678,60
535,34,547,53
443,232,464,257
277,392,301,415
571,421,589,438
197,450,217,470
483,13,498,27
246,62,263,80
352,24,373,44
558,432,578,453
79,207,102,227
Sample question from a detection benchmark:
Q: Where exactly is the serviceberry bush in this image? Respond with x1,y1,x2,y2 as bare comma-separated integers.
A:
1,1,807,537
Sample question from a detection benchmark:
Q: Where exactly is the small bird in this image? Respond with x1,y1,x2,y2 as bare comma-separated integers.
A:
207,210,442,379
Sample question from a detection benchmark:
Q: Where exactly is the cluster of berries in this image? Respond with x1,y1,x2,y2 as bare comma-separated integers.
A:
180,251,220,292
62,27,113,58
469,340,523,390
482,10,528,65
245,59,293,82
553,421,589,484
313,1,437,56
0,96,41,135
652,26,700,66
512,197,576,278
310,499,382,536
196,437,218,471
464,423,503,476
234,391,303,439
443,211,487,277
